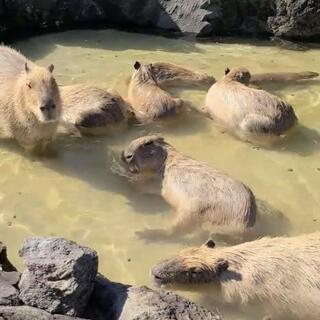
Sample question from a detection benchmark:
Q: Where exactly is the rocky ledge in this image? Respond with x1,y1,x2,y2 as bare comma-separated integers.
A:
0,237,222,320
0,0,319,42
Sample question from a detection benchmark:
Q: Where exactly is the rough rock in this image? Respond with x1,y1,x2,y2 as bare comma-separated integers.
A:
267,0,320,40
18,237,98,317
0,306,89,320
85,275,222,320
0,243,20,307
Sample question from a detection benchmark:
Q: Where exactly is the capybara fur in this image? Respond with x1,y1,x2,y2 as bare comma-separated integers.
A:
152,233,320,320
0,45,61,151
250,70,319,85
149,62,216,87
121,135,256,239
128,62,184,123
204,67,298,140
60,84,133,135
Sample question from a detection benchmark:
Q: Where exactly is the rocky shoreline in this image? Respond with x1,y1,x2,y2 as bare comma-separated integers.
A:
0,0,319,42
0,237,222,320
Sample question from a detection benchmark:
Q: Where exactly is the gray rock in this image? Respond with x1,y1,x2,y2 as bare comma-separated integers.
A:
0,306,89,320
0,243,20,306
85,275,222,320
267,0,320,40
18,237,98,317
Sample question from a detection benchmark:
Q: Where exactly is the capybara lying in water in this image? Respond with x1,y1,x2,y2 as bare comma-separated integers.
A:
204,67,298,141
60,84,132,135
121,135,256,240
0,45,61,152
152,233,320,320
128,62,184,123
149,62,216,87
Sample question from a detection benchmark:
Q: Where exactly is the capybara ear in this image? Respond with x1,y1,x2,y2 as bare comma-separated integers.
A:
134,61,141,70
203,239,216,249
25,62,30,73
216,259,229,274
225,68,230,75
48,64,54,73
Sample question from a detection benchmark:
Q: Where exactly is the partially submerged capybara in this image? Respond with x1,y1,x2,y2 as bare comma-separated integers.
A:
152,233,320,320
60,84,133,135
204,67,298,140
128,62,184,123
250,70,319,85
121,135,256,239
149,62,216,87
0,45,61,151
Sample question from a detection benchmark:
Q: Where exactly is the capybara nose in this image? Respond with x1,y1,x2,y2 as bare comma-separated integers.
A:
40,100,56,112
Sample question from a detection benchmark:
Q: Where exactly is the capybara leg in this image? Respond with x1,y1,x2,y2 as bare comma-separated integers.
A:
240,114,273,134
135,211,196,240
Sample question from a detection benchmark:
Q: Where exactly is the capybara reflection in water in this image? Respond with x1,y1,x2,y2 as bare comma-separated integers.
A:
0,45,61,152
121,135,256,240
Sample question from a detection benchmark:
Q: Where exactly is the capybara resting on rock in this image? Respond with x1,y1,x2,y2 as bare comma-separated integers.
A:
60,85,132,135
151,233,320,320
204,67,298,141
0,45,61,151
121,135,256,240
128,62,184,123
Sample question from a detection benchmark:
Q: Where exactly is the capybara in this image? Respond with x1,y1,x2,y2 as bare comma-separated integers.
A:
121,135,256,239
128,62,184,123
149,62,216,87
250,70,319,85
0,45,61,151
204,67,298,141
151,233,320,320
60,84,133,135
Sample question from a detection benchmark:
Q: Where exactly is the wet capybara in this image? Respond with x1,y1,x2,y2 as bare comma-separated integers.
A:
152,233,320,320
204,67,298,141
60,84,133,135
121,135,256,240
128,62,184,123
0,45,61,152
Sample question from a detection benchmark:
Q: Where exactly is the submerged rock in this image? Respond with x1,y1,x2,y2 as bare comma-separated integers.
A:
18,237,98,317
85,276,222,320
0,306,88,320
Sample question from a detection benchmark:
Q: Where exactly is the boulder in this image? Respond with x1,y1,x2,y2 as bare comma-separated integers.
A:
85,276,222,320
0,306,89,320
18,237,98,317
267,0,320,40
0,242,20,307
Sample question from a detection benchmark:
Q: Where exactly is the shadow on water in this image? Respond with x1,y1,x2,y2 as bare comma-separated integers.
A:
13,28,204,63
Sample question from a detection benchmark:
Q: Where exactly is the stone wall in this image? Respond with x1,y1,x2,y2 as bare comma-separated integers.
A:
0,0,319,42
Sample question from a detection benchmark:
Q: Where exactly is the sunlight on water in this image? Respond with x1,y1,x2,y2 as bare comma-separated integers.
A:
0,29,319,319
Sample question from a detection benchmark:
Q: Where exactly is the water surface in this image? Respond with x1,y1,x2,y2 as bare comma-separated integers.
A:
1,29,319,319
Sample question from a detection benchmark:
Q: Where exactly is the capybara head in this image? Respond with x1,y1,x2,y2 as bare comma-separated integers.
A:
224,67,251,85
132,61,157,84
151,239,229,287
121,135,168,175
21,62,61,123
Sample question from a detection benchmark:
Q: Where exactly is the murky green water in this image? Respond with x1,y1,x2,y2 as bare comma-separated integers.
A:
1,29,319,319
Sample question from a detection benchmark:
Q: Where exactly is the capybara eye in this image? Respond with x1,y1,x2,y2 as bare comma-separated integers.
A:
40,107,46,112
51,104,56,109
27,82,32,89
126,154,133,161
